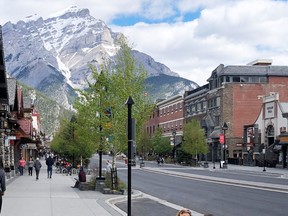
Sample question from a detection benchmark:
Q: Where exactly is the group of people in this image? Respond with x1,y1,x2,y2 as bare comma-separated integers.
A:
18,154,54,180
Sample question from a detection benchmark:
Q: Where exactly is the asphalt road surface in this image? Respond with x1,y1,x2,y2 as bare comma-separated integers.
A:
116,198,178,216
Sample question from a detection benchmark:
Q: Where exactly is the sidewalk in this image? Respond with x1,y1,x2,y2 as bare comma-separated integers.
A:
2,159,123,216
205,161,288,176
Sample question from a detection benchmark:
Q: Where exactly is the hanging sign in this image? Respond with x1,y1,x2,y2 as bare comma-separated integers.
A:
220,134,225,144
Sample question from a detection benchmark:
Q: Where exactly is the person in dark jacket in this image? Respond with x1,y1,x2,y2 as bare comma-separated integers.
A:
46,155,54,178
0,159,6,213
33,158,42,180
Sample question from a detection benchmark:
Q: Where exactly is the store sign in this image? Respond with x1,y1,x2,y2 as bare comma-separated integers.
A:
280,136,288,143
265,102,275,119
27,143,37,149
7,136,16,140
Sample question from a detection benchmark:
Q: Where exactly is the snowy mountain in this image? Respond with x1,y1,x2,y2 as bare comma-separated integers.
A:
2,6,198,108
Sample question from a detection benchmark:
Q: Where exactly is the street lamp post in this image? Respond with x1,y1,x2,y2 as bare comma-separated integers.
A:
262,149,266,172
172,129,176,163
222,122,228,169
212,142,215,169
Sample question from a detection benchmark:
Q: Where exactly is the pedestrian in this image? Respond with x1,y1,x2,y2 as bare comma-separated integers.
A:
71,166,86,188
28,157,34,176
46,154,54,178
18,157,26,176
176,209,192,216
106,160,112,172
33,157,42,180
0,159,6,214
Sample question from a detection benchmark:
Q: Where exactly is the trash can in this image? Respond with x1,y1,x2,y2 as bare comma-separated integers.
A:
204,162,209,168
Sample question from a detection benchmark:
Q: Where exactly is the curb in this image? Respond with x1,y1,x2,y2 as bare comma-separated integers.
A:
106,190,143,216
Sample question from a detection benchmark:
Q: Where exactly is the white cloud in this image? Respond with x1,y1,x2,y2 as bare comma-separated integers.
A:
1,0,288,86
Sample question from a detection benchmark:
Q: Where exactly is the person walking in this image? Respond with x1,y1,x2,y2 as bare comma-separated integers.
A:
18,157,26,176
46,155,54,178
33,158,42,180
28,157,34,176
0,159,6,214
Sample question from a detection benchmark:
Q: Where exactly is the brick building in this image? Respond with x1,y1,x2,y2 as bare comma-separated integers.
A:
182,59,288,167
145,95,184,154
146,59,288,167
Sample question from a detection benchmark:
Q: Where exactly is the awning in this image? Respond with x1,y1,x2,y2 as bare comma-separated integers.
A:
274,139,288,146
209,129,220,139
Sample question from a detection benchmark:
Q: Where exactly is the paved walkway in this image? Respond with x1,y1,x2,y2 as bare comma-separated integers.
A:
2,159,123,216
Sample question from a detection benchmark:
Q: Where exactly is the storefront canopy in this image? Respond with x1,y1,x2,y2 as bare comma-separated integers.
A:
209,129,221,139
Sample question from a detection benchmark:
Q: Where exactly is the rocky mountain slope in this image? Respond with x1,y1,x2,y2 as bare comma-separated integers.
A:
2,6,198,133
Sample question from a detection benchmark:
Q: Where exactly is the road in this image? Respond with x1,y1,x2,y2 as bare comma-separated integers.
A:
91,155,288,216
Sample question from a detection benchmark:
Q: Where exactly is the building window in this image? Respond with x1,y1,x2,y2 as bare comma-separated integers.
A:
240,76,248,82
215,116,220,126
259,77,267,83
232,76,240,82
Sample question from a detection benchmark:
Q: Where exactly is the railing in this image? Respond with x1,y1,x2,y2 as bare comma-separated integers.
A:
255,144,277,167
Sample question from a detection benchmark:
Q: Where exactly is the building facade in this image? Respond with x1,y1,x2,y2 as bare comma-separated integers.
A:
145,59,288,168
145,95,184,156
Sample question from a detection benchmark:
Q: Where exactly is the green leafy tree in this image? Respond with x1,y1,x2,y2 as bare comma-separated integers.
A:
152,128,172,156
182,119,208,162
50,115,96,166
137,131,153,158
73,39,153,163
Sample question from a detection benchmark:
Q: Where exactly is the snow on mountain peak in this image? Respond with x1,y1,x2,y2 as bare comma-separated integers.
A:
23,14,42,23
48,5,90,20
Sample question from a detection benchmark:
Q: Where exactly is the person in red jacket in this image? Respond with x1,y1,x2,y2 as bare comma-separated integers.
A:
72,166,86,188
18,157,26,176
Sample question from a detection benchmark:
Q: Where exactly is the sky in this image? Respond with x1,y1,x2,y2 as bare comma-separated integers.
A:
1,0,288,86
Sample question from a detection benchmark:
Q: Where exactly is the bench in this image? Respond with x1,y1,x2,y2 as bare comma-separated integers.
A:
78,182,90,191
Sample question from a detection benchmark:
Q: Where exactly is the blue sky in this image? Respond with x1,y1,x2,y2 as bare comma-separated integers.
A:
111,5,201,26
1,0,288,85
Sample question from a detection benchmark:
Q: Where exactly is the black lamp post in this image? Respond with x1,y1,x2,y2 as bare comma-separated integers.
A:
172,129,176,163
212,142,215,169
222,122,228,169
96,71,106,181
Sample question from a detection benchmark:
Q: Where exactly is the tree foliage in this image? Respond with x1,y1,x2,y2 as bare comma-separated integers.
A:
54,39,154,163
182,119,208,159
152,128,172,156
50,115,96,164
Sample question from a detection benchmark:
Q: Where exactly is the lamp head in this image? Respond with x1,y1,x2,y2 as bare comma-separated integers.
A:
222,122,228,130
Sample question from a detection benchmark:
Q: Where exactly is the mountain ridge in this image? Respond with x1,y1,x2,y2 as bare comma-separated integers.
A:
2,6,199,133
